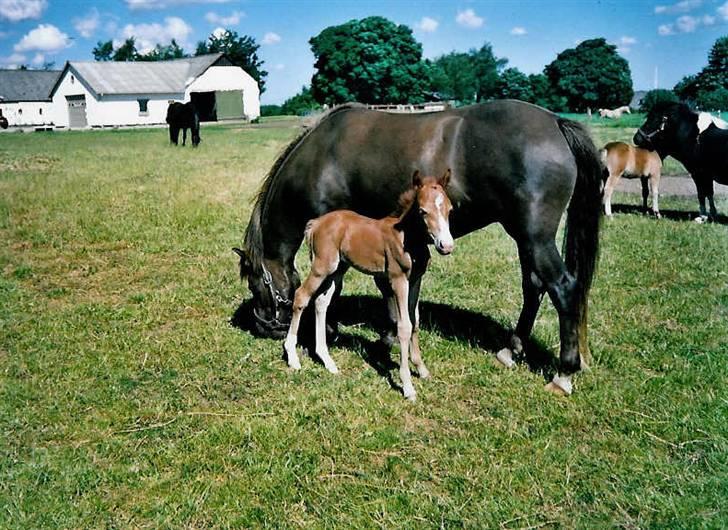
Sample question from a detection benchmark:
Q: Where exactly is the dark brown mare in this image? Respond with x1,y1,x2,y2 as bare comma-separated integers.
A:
284,170,454,401
237,100,602,395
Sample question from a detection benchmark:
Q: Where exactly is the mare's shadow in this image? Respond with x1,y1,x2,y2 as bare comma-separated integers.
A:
232,294,558,378
611,203,728,225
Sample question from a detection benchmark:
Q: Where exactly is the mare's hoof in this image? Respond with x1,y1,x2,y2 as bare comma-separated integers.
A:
694,215,708,224
404,392,417,402
495,348,516,368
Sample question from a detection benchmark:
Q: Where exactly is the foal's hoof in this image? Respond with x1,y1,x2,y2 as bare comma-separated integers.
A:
544,382,568,396
288,358,301,370
544,374,573,396
404,392,417,402
417,366,431,379
324,363,339,375
495,348,516,368
694,215,709,224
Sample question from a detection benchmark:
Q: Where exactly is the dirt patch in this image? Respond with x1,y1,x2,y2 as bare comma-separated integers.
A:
615,175,728,197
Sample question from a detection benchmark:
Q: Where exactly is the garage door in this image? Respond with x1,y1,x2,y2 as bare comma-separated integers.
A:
66,95,87,128
215,90,244,120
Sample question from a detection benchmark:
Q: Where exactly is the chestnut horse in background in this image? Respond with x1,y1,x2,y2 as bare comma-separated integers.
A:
601,142,662,218
283,170,454,402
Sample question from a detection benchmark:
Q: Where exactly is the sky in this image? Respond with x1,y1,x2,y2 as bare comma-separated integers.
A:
1,0,727,104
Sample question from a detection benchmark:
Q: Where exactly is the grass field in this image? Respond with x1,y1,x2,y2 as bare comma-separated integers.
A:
1,118,727,528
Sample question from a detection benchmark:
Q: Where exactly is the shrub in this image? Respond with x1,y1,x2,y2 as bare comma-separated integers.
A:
639,89,678,114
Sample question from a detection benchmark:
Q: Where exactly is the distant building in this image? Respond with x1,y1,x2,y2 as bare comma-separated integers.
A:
0,69,62,127
47,53,259,128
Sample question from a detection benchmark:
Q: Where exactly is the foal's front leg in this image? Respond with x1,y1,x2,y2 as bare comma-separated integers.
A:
314,281,339,374
284,271,328,369
391,276,415,401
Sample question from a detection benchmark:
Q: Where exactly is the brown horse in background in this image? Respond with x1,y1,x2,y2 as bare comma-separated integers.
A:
601,142,662,218
283,170,454,401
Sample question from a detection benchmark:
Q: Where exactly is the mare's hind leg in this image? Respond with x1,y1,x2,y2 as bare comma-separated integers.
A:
498,249,545,368
640,177,650,213
407,257,430,378
529,240,583,395
182,128,187,146
374,277,397,348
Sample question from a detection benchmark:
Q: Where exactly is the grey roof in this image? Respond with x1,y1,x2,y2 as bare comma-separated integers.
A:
66,53,228,96
0,69,62,102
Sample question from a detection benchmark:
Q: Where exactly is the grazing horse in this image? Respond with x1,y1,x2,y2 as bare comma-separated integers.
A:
166,101,200,147
599,106,631,119
237,100,602,396
282,170,454,401
634,102,728,220
601,142,662,218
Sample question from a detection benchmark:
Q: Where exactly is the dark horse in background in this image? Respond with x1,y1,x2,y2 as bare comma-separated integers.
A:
166,101,200,147
0,109,8,129
634,101,728,220
238,101,602,395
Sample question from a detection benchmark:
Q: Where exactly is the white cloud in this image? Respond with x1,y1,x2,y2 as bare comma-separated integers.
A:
126,0,233,10
0,51,26,67
615,35,637,54
702,14,715,25
718,1,728,21
0,0,46,22
510,26,527,36
456,9,483,29
204,10,243,26
654,0,702,14
676,15,699,32
211,27,227,39
119,16,193,54
658,24,675,35
273,63,284,71
417,16,438,33
73,8,100,39
31,52,44,65
14,24,71,53
261,32,281,45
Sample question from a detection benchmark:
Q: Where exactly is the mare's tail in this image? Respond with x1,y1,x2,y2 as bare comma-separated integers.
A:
557,118,602,362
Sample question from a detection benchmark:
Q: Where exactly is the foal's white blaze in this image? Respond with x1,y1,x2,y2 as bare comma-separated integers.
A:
433,191,454,254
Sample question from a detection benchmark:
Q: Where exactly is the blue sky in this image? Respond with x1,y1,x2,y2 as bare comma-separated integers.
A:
1,0,727,104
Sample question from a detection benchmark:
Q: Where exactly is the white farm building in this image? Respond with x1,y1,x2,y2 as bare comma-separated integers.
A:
0,69,61,127
0,53,259,130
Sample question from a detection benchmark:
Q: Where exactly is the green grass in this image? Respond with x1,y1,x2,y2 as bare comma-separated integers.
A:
1,120,727,528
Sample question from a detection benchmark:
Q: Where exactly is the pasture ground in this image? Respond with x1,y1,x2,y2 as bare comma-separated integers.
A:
1,117,727,528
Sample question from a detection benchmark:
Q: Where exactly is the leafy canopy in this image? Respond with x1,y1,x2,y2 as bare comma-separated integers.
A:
309,16,430,105
195,30,267,94
545,38,633,112
92,38,186,62
674,35,728,110
428,43,507,104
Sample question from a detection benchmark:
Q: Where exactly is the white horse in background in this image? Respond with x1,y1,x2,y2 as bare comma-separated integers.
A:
599,106,631,119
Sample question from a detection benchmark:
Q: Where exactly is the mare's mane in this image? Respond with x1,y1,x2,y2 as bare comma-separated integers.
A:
242,103,366,274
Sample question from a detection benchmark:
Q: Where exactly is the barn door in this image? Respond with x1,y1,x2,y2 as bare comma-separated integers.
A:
215,90,244,120
66,95,87,128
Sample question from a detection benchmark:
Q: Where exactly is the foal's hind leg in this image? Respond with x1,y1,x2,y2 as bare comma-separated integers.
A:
650,172,661,218
602,171,620,217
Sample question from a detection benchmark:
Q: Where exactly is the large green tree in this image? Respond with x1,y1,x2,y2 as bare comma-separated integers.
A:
428,43,506,104
138,40,186,61
196,30,267,93
92,38,188,62
674,35,728,109
545,38,633,112
92,40,114,61
496,67,533,101
113,38,138,62
309,16,430,105
281,86,321,116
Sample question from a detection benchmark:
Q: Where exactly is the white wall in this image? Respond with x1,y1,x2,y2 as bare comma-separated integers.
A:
51,68,183,128
185,65,260,119
0,101,53,126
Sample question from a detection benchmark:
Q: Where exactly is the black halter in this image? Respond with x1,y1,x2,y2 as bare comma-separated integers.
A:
641,115,668,141
252,262,292,330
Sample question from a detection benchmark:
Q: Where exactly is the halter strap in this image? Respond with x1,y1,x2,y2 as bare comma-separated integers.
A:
259,261,292,324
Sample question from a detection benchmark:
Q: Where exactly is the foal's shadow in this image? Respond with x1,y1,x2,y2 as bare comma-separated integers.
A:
231,295,558,380
611,204,728,225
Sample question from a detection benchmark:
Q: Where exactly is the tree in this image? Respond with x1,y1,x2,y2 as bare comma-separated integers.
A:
527,73,568,111
196,30,267,93
281,86,321,116
309,16,430,105
113,38,138,62
428,43,506,104
674,36,728,108
138,40,186,61
93,40,114,61
496,67,533,101
545,38,633,112
639,89,678,113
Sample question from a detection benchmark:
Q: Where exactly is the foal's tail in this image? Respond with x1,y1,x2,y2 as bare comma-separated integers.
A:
304,219,318,260
557,118,602,361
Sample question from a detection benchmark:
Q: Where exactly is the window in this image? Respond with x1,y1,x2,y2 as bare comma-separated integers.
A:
138,98,149,115
70,75,75,84
39,108,43,115
18,108,22,115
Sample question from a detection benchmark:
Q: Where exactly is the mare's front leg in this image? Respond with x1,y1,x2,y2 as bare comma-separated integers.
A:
640,177,650,214
374,277,397,348
693,172,711,221
407,253,430,378
182,127,187,146
391,275,415,401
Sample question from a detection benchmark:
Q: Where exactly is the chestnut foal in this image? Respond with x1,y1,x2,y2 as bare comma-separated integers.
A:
284,169,454,401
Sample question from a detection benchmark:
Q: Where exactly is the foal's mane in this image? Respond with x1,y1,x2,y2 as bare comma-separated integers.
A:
391,176,440,221
242,103,366,274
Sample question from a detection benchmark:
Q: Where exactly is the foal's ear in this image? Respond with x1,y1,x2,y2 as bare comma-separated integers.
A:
439,168,452,188
412,169,423,188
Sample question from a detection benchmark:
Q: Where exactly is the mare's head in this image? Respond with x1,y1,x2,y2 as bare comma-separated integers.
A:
233,247,296,338
411,169,455,255
634,102,697,157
